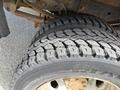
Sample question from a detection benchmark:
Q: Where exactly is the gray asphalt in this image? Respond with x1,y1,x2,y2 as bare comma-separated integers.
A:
0,10,36,90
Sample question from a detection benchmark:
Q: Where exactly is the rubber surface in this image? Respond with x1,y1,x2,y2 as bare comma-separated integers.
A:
12,15,120,90
31,14,119,44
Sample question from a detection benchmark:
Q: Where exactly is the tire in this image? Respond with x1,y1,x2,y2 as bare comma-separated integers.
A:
12,15,120,90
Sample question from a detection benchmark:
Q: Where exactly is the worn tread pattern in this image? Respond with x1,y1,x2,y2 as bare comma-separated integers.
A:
31,14,119,44
14,28,120,79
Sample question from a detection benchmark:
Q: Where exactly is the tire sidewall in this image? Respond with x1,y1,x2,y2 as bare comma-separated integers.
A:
13,58,120,90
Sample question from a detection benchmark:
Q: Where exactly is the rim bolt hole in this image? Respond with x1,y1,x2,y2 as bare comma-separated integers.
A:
96,80,104,88
51,80,59,89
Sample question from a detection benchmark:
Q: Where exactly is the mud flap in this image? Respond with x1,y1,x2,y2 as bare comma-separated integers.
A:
0,0,10,38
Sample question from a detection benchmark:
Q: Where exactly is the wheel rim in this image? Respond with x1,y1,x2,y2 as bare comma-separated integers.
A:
36,77,120,90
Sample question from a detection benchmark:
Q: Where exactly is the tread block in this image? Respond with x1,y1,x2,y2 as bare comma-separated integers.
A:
34,41,40,47
80,46,92,56
77,17,86,24
75,39,88,46
55,20,63,26
92,46,105,57
21,60,29,71
99,42,111,48
110,44,120,51
36,53,45,63
104,48,117,59
56,31,66,37
64,29,75,36
64,40,76,46
44,44,54,50
84,17,93,26
60,18,69,24
36,47,44,53
46,50,56,60
82,28,96,36
48,33,56,40
29,51,35,56
73,28,86,36
28,56,36,67
16,65,23,75
54,41,64,47
87,40,100,46
91,29,106,38
40,36,48,43
67,46,79,57
56,48,67,59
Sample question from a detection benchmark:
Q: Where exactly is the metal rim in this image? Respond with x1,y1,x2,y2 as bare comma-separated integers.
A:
36,77,120,90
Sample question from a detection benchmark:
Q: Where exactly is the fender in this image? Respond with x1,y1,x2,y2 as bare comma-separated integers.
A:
0,0,10,38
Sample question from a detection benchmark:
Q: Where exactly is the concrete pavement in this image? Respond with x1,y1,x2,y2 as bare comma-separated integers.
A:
0,10,36,90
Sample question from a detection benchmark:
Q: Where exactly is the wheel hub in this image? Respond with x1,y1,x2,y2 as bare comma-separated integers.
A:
36,77,120,90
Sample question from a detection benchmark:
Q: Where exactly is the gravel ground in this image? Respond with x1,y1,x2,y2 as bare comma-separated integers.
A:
0,10,36,90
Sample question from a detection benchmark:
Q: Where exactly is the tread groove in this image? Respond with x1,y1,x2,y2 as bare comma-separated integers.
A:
61,41,70,57
41,46,48,61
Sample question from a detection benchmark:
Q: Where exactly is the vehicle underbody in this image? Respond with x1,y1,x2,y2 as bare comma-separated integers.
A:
0,0,120,37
